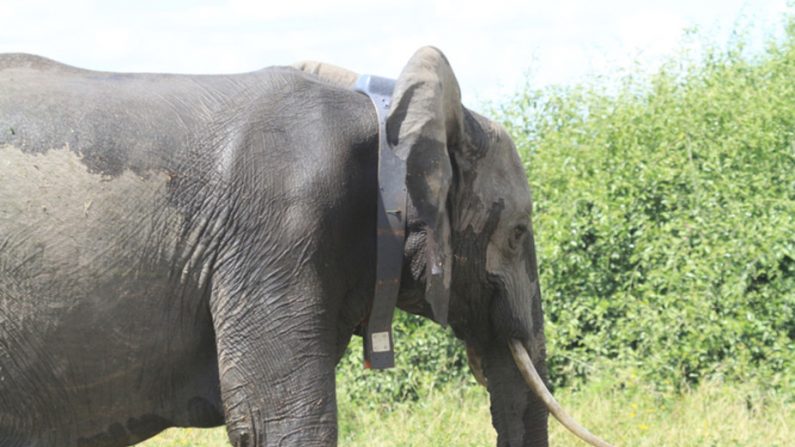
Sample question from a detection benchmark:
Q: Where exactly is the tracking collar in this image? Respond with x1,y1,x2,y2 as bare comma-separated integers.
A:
354,75,406,369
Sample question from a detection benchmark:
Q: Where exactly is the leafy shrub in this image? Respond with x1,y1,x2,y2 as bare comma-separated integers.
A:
498,19,795,391
336,311,473,407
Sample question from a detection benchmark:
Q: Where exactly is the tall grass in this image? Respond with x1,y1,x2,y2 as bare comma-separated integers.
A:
140,378,794,446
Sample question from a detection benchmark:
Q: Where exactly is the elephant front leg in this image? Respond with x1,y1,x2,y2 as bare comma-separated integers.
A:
211,278,338,447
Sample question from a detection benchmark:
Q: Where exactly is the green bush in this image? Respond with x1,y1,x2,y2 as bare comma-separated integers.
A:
498,20,795,391
336,311,473,407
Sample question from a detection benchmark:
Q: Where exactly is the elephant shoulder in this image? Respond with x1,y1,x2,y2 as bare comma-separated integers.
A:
235,67,377,166
222,69,378,236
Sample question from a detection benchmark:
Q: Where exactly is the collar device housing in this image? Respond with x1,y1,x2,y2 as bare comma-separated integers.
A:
354,74,405,370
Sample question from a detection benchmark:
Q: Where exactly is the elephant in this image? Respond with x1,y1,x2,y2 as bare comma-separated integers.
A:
0,48,611,447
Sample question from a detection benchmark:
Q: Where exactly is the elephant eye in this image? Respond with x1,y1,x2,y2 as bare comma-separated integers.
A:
509,224,527,249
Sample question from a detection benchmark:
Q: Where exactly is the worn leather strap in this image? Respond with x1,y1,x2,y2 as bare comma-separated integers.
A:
354,74,406,369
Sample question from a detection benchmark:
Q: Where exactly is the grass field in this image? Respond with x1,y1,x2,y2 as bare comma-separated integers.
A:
139,378,793,446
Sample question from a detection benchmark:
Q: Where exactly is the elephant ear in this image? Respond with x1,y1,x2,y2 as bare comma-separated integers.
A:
292,60,359,88
387,47,463,325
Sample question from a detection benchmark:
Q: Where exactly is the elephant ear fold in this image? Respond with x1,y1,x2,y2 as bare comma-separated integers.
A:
386,47,464,325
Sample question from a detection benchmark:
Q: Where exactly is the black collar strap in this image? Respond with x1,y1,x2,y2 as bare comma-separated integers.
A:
354,75,406,370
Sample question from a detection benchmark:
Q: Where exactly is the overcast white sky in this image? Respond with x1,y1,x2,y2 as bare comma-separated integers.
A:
0,1,790,105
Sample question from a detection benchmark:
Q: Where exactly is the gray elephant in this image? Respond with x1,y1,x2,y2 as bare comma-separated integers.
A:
0,48,610,447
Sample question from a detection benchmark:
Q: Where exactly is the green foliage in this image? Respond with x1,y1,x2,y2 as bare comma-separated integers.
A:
497,20,795,391
336,311,474,407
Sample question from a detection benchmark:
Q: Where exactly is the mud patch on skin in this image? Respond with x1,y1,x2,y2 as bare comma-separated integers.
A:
0,144,183,289
0,144,213,443
0,143,185,352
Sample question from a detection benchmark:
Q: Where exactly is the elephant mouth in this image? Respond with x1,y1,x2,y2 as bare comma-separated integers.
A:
507,340,615,447
466,344,488,387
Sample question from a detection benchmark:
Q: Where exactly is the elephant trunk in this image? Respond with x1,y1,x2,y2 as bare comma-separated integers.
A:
508,340,615,447
482,340,549,447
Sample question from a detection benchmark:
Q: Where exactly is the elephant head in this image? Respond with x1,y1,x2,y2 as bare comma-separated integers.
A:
387,47,613,447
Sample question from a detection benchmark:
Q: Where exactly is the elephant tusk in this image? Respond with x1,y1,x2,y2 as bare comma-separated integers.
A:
509,339,616,447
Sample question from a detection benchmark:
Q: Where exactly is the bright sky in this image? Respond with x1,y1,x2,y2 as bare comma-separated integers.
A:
0,1,790,105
